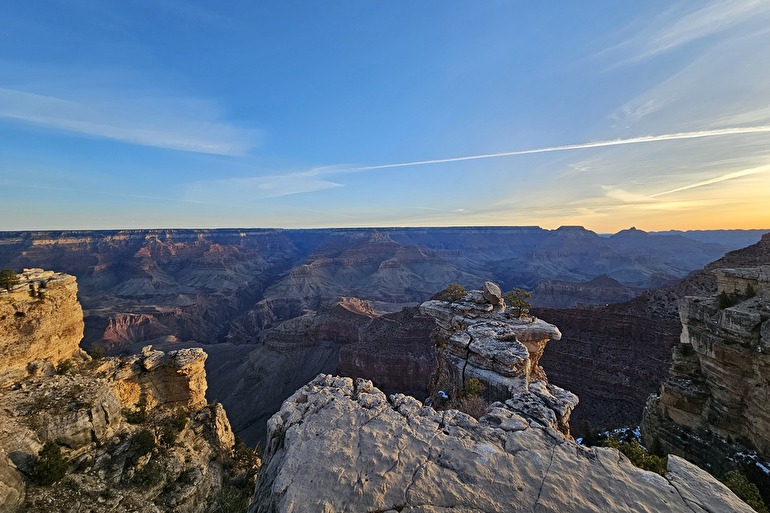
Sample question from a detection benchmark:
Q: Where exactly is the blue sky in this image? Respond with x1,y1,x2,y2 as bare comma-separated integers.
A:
2,1,769,231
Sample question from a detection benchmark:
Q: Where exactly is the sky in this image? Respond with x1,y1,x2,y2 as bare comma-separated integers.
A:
1,1,769,232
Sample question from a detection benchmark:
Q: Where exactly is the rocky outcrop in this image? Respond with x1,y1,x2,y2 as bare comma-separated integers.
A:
642,265,770,495
250,374,753,513
0,449,24,512
105,345,209,411
0,269,86,385
0,271,257,513
421,286,577,434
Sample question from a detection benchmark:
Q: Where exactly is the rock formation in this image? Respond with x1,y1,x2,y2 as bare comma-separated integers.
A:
642,265,770,491
536,231,770,434
0,269,86,385
250,374,752,513
249,283,755,511
421,285,577,434
0,271,257,513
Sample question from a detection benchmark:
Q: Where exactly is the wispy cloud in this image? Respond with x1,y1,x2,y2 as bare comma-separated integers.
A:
184,168,343,203
650,164,770,197
0,88,259,155
614,0,770,63
346,125,770,172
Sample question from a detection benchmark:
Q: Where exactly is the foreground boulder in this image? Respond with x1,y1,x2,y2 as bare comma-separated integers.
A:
250,374,752,513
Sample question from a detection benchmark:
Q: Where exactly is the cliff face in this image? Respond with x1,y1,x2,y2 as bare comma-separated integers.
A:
250,376,752,512
421,283,576,435
338,305,437,398
0,269,86,385
0,271,256,513
534,232,770,435
642,266,770,484
535,307,680,433
248,284,755,512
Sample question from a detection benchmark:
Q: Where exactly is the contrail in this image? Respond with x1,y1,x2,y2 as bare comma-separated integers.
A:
650,165,770,197
351,125,770,171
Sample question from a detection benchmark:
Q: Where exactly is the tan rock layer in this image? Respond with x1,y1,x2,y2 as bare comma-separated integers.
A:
0,270,85,385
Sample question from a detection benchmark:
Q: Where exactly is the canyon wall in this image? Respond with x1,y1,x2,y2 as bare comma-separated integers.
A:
642,266,770,493
250,286,753,512
0,271,256,513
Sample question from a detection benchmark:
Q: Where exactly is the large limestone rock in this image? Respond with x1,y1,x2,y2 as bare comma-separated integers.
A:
0,269,86,385
642,266,770,484
250,374,753,513
420,284,576,434
0,270,253,513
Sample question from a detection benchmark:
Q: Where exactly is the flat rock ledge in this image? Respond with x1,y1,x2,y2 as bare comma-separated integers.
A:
250,374,751,513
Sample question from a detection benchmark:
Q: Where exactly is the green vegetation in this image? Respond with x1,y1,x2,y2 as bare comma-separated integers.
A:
0,269,19,292
463,377,486,398
208,439,261,513
55,360,73,375
602,437,667,475
504,288,532,317
457,377,488,419
128,429,156,465
160,411,188,446
88,345,106,359
125,408,148,425
723,470,769,513
579,426,667,476
719,284,758,309
432,283,466,302
29,441,69,486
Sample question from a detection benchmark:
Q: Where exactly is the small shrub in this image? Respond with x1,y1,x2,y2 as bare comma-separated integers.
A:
723,470,769,513
133,459,164,486
719,285,757,309
88,346,106,359
504,288,532,317
56,360,73,375
125,408,148,425
602,437,667,476
463,378,486,398
458,395,488,420
432,284,466,302
29,441,69,485
129,430,156,465
580,421,598,447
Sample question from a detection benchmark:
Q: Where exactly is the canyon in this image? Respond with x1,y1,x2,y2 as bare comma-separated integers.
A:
249,286,752,512
0,226,750,444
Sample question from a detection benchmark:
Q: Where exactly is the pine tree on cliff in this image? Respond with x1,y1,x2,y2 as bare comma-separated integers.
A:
0,269,19,291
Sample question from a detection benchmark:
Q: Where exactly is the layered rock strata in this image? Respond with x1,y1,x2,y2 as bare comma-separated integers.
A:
420,283,577,434
642,266,770,491
251,374,752,513
0,271,255,513
0,269,86,385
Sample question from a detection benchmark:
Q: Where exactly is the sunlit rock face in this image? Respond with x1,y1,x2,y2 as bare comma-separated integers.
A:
0,270,248,513
642,266,770,490
249,375,753,513
0,269,86,385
